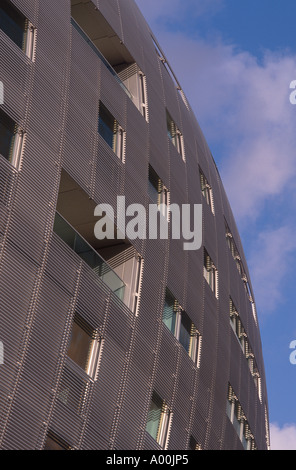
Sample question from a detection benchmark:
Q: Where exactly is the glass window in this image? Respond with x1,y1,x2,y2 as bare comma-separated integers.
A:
189,436,202,450
199,168,214,213
203,249,218,296
0,0,35,59
179,311,199,363
98,101,125,161
226,384,257,450
148,165,168,215
166,110,184,159
146,392,170,447
162,289,177,335
67,313,99,379
162,288,201,365
0,109,16,162
0,0,26,50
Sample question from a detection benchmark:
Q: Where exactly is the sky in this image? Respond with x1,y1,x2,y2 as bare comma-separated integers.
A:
135,0,296,450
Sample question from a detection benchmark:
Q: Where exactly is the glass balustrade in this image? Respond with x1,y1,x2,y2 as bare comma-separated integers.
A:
53,212,125,300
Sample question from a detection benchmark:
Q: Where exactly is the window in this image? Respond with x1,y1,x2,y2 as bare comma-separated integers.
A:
0,0,35,60
44,431,71,451
162,288,201,364
226,384,257,450
189,436,202,450
166,110,185,160
148,165,169,212
229,299,262,402
0,109,24,168
199,168,214,214
229,298,246,354
146,392,171,448
225,220,258,324
98,101,125,162
203,249,218,297
54,170,142,312
67,313,100,380
117,64,149,121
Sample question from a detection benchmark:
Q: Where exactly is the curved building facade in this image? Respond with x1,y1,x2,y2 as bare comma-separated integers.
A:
0,0,269,450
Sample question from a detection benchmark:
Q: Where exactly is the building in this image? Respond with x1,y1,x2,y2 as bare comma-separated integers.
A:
0,0,270,450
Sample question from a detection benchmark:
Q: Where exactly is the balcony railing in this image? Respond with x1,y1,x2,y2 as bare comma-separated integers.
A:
53,212,125,300
71,17,132,100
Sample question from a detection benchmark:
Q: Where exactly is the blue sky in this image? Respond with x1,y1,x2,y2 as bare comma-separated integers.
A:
135,0,296,450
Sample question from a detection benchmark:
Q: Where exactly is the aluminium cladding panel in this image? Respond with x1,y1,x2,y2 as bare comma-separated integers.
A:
85,335,129,447
124,100,149,203
0,158,17,211
62,25,101,193
167,353,198,450
153,327,180,408
6,0,72,263
0,33,31,122
114,364,152,450
117,0,147,70
0,273,74,449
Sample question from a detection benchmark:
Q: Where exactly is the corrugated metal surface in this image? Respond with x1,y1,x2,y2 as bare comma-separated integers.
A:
0,0,269,450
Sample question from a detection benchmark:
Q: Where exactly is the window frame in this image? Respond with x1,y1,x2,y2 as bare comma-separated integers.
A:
166,109,185,161
98,101,126,162
0,0,36,60
0,109,24,169
199,167,214,214
203,249,218,297
145,391,171,448
67,312,101,381
148,164,169,218
226,384,257,450
162,288,201,365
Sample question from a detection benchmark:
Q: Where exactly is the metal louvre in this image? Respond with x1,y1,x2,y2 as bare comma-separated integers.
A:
0,0,269,450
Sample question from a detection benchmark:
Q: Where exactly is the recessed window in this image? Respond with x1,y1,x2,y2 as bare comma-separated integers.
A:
229,298,262,401
67,313,100,380
203,249,218,297
98,101,125,162
225,220,257,324
148,165,169,211
189,436,202,450
162,288,201,365
117,65,149,121
199,168,214,214
0,109,24,168
0,0,36,60
146,391,171,448
44,431,71,451
166,110,185,160
226,384,257,450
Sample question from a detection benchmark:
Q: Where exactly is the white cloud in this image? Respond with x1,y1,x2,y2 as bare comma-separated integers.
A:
148,31,296,222
248,226,296,313
270,423,296,450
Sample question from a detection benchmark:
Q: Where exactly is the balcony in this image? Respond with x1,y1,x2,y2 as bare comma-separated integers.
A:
71,1,148,120
54,211,125,300
54,170,142,313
